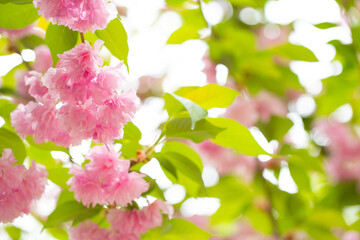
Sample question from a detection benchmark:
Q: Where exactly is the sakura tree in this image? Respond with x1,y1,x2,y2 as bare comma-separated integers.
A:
0,0,360,239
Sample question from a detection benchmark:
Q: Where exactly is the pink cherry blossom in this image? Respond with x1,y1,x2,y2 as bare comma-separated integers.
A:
0,149,47,223
202,53,217,84
12,40,139,146
15,70,33,100
67,146,149,207
33,45,53,72
43,40,103,102
0,25,33,39
254,91,287,122
224,96,259,127
342,231,360,240
11,102,72,146
314,119,360,183
107,200,173,236
33,0,117,33
69,220,111,240
25,71,54,104
195,140,257,180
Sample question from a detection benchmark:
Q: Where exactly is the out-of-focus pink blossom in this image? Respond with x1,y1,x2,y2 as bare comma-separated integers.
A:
254,91,287,122
342,231,360,240
224,91,287,127
202,53,217,84
33,0,117,33
314,119,360,183
69,220,111,240
257,25,289,50
67,146,149,207
15,70,33,100
0,25,33,39
137,74,164,100
195,140,257,180
224,96,259,127
0,149,47,223
33,45,53,72
107,200,173,237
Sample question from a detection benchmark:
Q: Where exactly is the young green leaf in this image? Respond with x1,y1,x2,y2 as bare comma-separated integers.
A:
45,24,78,66
0,3,39,29
44,201,102,228
207,117,268,156
175,84,240,110
164,93,207,129
142,219,211,240
164,118,224,143
0,128,26,163
96,18,129,69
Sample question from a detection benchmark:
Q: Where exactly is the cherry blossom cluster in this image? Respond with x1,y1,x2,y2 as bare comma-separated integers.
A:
11,40,139,147
33,0,117,33
0,149,47,223
314,119,360,183
68,145,149,207
69,200,173,240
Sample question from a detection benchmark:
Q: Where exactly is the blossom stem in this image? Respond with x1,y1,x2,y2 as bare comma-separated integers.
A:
257,160,280,238
80,32,85,43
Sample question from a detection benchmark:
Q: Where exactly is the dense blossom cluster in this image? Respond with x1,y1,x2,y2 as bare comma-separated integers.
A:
33,0,117,32
11,40,139,146
314,119,360,183
68,146,149,207
69,200,173,240
0,149,47,223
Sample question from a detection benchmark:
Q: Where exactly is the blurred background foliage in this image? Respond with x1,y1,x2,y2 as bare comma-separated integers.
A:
1,0,360,239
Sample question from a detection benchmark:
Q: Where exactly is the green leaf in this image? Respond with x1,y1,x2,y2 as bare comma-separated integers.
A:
0,3,39,29
0,0,32,4
142,219,211,240
156,151,206,196
271,43,318,62
27,146,59,169
207,117,267,156
0,99,16,128
5,226,21,240
0,128,26,163
167,26,201,44
47,228,69,240
115,122,142,159
45,24,78,66
96,17,129,69
257,116,293,140
208,176,253,224
175,84,240,110
164,93,207,129
20,34,46,49
314,22,338,29
44,201,102,228
164,118,224,143
26,136,69,153
48,167,72,189
161,141,203,170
